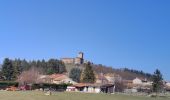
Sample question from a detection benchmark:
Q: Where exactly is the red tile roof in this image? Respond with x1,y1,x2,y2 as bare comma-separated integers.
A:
49,74,68,81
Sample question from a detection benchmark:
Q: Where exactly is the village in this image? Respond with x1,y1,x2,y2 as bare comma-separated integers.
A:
37,73,170,94
1,0,170,100
35,73,170,94
1,52,169,96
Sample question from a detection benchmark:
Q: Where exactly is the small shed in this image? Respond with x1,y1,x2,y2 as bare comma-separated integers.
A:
100,84,115,93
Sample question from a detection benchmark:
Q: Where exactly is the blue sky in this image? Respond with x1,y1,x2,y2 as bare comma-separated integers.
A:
0,0,170,80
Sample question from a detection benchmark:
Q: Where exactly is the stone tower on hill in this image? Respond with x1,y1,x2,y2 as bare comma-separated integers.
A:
61,52,84,64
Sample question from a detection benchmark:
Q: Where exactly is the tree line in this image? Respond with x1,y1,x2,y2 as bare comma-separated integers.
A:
123,68,153,78
1,58,66,81
0,58,96,84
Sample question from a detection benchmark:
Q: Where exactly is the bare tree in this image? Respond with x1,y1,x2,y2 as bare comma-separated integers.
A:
114,80,125,92
17,67,41,85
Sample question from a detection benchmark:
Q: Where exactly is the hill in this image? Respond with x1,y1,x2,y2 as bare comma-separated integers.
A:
92,64,153,80
0,57,153,81
65,63,153,80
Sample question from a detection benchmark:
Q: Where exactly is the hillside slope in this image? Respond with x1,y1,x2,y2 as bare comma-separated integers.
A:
65,63,153,80
93,64,153,80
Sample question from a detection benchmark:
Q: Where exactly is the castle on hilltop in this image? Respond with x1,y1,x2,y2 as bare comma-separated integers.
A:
61,52,84,64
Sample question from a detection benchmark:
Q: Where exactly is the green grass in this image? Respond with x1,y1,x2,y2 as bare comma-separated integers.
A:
0,91,169,100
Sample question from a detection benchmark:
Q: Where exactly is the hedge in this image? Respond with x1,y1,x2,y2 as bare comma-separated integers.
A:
32,83,72,90
0,81,72,90
0,81,18,89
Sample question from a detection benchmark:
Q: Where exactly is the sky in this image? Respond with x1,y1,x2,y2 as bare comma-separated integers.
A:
0,0,170,80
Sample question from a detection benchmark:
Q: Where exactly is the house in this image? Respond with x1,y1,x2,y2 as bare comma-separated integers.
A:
100,84,115,93
38,75,51,83
38,74,77,85
166,82,170,87
72,83,101,93
49,74,77,84
133,77,143,85
165,82,170,92
133,77,152,86
123,78,152,93
67,83,115,93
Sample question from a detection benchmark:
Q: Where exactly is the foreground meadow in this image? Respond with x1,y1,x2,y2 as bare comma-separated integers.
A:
0,91,169,100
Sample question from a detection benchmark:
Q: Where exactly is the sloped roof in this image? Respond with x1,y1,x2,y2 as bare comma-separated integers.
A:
72,83,114,88
49,74,68,81
72,83,89,87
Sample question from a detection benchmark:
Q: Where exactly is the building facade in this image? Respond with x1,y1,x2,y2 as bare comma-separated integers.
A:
61,52,84,64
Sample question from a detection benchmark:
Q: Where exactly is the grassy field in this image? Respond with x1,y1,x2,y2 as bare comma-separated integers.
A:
0,91,169,100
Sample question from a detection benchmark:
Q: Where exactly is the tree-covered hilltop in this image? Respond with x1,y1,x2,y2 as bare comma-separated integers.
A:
1,58,66,81
92,64,153,80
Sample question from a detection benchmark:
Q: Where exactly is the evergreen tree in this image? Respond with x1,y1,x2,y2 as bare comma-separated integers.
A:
21,59,30,71
47,59,66,74
2,58,14,80
47,59,59,74
40,59,47,74
30,60,37,68
152,69,163,93
69,68,82,82
12,59,22,79
81,63,95,83
36,60,41,68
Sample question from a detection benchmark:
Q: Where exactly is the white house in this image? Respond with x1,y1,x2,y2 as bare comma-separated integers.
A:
132,77,152,86
133,77,142,84
166,82,170,87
